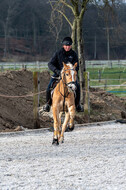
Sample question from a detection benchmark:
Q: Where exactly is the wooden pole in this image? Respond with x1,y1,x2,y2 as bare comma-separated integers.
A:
84,71,90,122
1,64,4,72
98,70,101,82
104,79,107,91
33,72,40,129
38,72,40,108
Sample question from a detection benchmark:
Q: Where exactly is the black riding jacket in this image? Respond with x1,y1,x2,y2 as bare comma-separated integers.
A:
48,48,79,77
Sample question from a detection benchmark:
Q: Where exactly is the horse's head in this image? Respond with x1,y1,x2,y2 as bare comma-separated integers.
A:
61,62,78,92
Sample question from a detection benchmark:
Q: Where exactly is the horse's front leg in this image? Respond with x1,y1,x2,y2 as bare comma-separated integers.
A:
66,105,75,132
59,112,70,143
58,112,62,139
52,106,60,145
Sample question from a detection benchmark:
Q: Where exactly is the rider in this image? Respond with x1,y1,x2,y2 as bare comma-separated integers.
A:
43,36,84,112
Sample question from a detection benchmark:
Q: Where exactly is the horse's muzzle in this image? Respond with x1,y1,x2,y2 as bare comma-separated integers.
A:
67,82,76,91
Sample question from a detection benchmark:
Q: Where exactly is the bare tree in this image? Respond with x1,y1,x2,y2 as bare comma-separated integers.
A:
0,0,23,58
49,1,63,49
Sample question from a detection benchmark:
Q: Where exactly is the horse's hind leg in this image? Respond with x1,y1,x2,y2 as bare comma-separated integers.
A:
59,112,70,143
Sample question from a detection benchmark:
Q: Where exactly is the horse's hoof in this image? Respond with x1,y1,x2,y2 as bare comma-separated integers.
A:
59,137,64,143
52,138,59,145
65,125,74,132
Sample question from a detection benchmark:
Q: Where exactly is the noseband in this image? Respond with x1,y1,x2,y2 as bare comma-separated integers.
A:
66,81,76,86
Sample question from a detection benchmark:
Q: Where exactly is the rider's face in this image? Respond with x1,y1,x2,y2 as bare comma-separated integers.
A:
63,45,72,52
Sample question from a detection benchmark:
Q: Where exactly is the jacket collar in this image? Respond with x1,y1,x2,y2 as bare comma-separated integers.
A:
62,47,72,55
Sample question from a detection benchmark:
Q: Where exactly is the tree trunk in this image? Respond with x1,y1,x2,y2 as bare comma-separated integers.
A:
3,5,12,58
3,18,9,58
76,18,85,104
71,19,77,52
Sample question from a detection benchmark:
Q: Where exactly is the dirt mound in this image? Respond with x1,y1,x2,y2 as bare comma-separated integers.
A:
89,88,126,122
0,70,126,132
0,70,51,132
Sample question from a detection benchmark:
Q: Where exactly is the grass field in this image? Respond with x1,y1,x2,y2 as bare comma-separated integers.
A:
87,67,126,97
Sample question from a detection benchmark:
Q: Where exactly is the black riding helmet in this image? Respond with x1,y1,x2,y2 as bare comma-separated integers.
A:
62,37,73,46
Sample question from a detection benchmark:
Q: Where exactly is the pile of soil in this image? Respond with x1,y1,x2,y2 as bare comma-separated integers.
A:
75,88,126,124
0,70,51,132
0,70,126,132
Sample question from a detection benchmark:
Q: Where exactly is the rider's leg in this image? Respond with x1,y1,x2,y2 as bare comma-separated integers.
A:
75,81,84,112
43,78,56,112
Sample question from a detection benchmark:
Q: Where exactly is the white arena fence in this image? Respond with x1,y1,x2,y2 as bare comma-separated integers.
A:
0,60,126,71
86,60,126,68
0,61,48,71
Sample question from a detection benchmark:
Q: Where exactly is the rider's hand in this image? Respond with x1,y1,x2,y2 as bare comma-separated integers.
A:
55,69,61,76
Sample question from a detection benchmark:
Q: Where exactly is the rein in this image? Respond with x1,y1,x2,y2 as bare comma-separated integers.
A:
58,73,69,112
58,74,69,98
59,69,75,98
57,66,76,112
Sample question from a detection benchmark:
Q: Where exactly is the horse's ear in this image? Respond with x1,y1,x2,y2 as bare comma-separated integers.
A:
63,62,65,67
63,62,67,69
74,62,78,68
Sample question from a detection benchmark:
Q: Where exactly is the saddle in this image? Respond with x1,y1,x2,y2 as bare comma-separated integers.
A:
50,76,76,99
50,77,60,98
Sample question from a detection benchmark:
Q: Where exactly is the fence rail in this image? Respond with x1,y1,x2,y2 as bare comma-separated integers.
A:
0,60,126,97
91,79,126,81
90,85,126,88
86,60,126,68
0,59,126,71
0,61,48,71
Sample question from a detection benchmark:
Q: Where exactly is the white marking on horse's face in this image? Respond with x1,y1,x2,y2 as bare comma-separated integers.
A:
66,63,76,91
67,63,75,82
71,68,75,81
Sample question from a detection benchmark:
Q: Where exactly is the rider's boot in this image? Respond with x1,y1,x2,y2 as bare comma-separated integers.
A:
76,104,84,112
43,89,51,112
75,84,84,112
43,103,51,112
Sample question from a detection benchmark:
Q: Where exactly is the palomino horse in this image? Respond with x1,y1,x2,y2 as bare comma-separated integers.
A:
52,62,78,145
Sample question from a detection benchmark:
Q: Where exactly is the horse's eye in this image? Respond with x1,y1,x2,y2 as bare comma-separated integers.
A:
66,73,69,76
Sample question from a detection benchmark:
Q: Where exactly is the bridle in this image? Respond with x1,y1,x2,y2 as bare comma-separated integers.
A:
58,68,76,98
58,67,77,112
62,68,76,87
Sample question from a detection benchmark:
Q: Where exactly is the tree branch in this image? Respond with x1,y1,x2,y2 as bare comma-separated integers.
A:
56,9,73,28
49,0,73,28
60,0,74,14
70,0,76,6
79,0,89,20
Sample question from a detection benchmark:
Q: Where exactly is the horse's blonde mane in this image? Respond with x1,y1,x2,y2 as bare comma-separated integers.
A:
61,62,74,73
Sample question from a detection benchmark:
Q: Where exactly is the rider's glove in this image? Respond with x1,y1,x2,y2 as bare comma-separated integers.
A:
55,69,61,76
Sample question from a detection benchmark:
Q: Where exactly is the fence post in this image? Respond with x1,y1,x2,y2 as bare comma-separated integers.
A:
1,64,4,72
104,79,107,91
38,72,40,107
84,71,90,122
22,63,24,70
98,70,101,82
110,61,112,69
14,63,16,70
33,72,40,129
